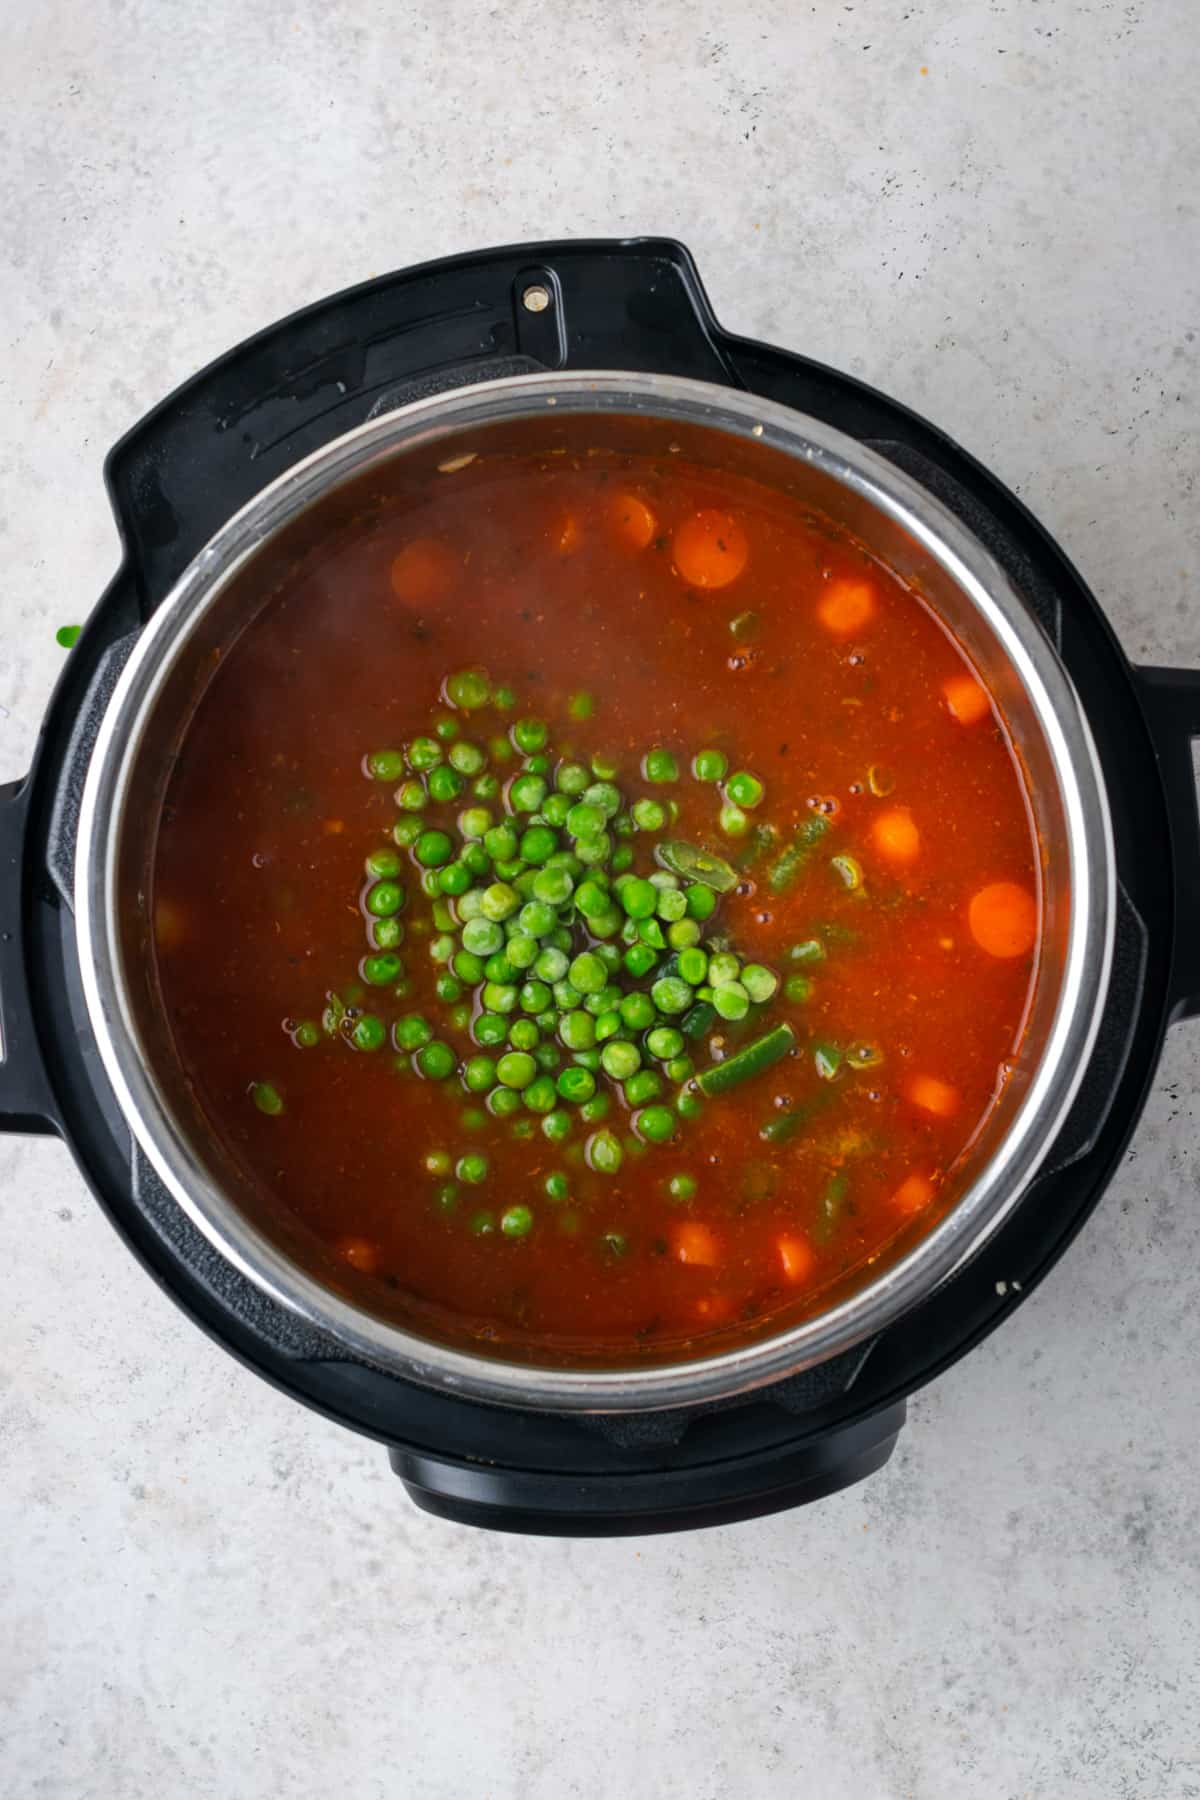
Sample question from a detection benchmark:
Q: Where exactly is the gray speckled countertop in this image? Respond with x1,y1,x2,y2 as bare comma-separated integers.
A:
2,4,1199,1796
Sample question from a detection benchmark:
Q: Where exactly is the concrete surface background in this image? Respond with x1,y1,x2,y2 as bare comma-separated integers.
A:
2,2,1198,1796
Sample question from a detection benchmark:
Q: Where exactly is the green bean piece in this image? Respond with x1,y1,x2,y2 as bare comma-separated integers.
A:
696,1022,796,1097
831,853,865,891
586,1129,624,1174
655,841,738,893
814,1041,842,1081
250,1080,284,1115
680,999,717,1039
767,815,831,893
815,1171,850,1243
445,670,491,711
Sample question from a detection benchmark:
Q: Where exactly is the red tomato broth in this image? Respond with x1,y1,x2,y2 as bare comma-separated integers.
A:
151,441,1040,1363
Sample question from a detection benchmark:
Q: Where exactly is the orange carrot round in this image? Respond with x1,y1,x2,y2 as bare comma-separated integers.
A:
907,1075,959,1117
969,881,1038,959
891,1173,936,1215
871,805,920,865
672,1220,719,1266
672,509,749,589
817,578,876,636
777,1234,815,1283
943,672,991,725
338,1236,381,1273
609,491,657,551
390,537,457,605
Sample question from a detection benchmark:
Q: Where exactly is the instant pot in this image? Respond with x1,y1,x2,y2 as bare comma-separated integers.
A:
3,238,1197,1532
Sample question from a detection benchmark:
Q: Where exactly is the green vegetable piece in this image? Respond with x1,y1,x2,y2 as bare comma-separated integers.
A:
501,1204,534,1238
643,748,678,783
634,1104,676,1143
556,762,590,795
600,1040,641,1081
624,1070,663,1107
741,963,779,1003
488,1086,521,1118
497,1051,536,1089
557,1065,596,1104
831,853,865,891
646,1025,684,1061
768,815,831,893
691,749,728,782
712,982,749,1022
545,1171,571,1200
720,802,749,838
655,840,738,893
814,1041,843,1081
815,1171,850,1243
725,770,764,809
568,691,594,720
366,749,405,782
651,976,693,1015
696,1022,796,1097
560,1010,596,1052
631,798,667,831
480,881,520,921
542,1109,572,1144
512,717,548,753
445,669,491,711
250,1081,284,1115
414,830,453,868
414,1039,454,1078
568,951,607,994
620,878,657,920
681,999,717,1039
668,1172,697,1201
457,1151,490,1185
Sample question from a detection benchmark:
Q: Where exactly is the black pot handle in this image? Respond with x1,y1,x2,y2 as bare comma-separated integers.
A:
1137,665,1200,1023
0,776,60,1134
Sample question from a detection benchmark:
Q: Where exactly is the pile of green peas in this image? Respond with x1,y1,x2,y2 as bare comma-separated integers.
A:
276,667,798,1244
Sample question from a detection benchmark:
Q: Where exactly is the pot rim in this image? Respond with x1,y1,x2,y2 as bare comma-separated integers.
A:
75,370,1115,1413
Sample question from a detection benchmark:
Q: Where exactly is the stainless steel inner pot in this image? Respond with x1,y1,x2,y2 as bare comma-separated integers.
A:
75,372,1115,1411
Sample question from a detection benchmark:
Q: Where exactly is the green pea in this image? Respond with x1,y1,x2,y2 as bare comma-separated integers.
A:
643,749,678,783
413,1039,453,1078
563,952,601,994
365,880,404,918
483,955,515,988
574,832,611,867
493,684,517,711
508,1018,540,1052
668,1172,697,1201
361,952,402,987
518,825,556,865
646,1025,684,1060
712,982,749,1021
531,865,573,906
583,781,621,817
371,916,405,952
612,845,634,872
509,773,547,812
392,816,423,848
481,822,515,863
651,976,692,1014
553,979,582,1010
505,931,539,971
634,1104,676,1143
511,1118,536,1140
566,801,604,840
545,1171,571,1200
554,762,587,795
498,1203,533,1239
557,1065,596,1103
560,1010,596,1051
623,943,659,978
450,1002,471,1031
414,830,453,868
463,1055,497,1093
593,1009,621,1042
457,806,490,840
434,714,459,741
719,802,749,838
656,887,688,923
590,751,620,780
542,793,571,828
548,925,574,952
479,882,519,922
638,917,666,949
366,749,405,782
407,736,443,772
565,691,593,721
665,1055,694,1083
463,845,492,878
618,878,655,920
534,1039,561,1072
462,918,503,956
676,1086,704,1120
452,949,485,984
482,981,518,1013
488,1086,521,1118
708,952,740,986
423,1148,453,1176
364,846,402,882
494,858,524,884
725,770,764,809
449,740,486,776
512,717,548,754
519,979,551,1015
518,900,556,938
472,1012,509,1047
445,669,491,711
435,974,463,1004
533,946,568,983
580,1092,612,1124
497,1051,536,1089
586,1128,624,1175
631,798,666,831
692,749,727,782
741,963,779,1003
600,1040,641,1081
436,861,470,897
784,974,814,1004
429,933,456,964
250,1080,284,1115
542,1110,572,1144
490,735,515,764
522,1076,558,1114
435,1182,459,1212
427,764,463,804
614,992,653,1032
469,1209,495,1235
394,1014,433,1050
291,1020,320,1049
474,772,501,801
573,880,607,920
624,1070,663,1107
457,1150,490,1184
395,778,427,812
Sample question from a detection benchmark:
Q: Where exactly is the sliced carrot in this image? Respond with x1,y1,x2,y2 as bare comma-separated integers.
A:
609,491,657,551
817,578,876,636
777,1234,815,1283
389,537,457,604
553,512,582,556
943,672,991,725
672,1221,720,1266
672,509,749,589
892,1173,936,1216
871,805,920,865
907,1074,959,1118
969,881,1037,959
338,1237,380,1273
